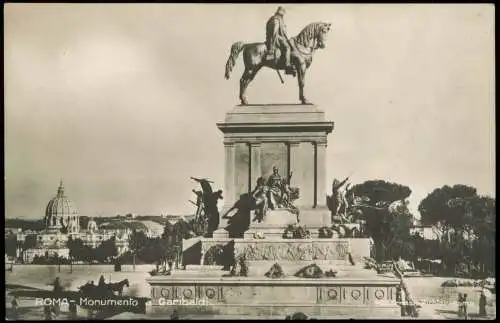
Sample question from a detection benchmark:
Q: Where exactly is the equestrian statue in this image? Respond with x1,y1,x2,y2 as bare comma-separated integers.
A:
224,6,332,105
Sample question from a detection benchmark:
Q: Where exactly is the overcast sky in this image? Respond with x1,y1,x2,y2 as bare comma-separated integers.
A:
5,4,495,219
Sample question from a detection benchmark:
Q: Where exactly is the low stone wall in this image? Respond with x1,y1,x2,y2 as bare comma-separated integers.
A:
146,276,400,318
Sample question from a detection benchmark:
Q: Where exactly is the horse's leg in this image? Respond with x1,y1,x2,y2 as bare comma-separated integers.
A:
239,69,251,105
297,64,310,104
239,65,262,105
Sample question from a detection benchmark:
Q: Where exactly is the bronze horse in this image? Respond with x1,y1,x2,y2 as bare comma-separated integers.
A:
225,22,332,105
79,279,129,297
108,279,129,296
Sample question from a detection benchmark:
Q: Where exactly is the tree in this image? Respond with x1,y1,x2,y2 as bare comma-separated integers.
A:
449,195,496,276
5,234,18,258
95,237,118,263
129,229,148,253
23,235,38,250
129,229,148,269
350,180,411,206
350,180,414,262
67,238,88,263
418,185,477,227
419,185,495,276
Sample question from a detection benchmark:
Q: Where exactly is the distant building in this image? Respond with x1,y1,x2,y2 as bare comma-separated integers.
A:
410,219,476,242
124,213,137,222
5,228,22,235
22,247,70,263
140,220,164,238
13,181,131,263
410,226,440,240
410,218,440,240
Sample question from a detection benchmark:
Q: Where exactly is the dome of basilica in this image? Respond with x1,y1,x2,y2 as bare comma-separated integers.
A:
45,180,80,233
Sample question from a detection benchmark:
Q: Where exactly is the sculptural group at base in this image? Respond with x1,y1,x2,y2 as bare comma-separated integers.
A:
146,103,401,319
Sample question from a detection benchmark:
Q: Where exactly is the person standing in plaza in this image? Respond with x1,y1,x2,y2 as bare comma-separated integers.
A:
478,289,487,317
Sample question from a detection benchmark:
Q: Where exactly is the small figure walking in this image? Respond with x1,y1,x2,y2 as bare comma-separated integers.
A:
170,309,179,320
457,293,463,317
69,302,78,320
458,293,468,320
98,275,106,288
10,296,19,319
52,277,62,316
43,305,55,320
479,289,487,317
396,283,406,317
53,277,63,294
11,296,19,310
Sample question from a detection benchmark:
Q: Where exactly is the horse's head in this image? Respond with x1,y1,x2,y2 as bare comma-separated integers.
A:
295,22,332,52
316,22,332,49
124,279,129,287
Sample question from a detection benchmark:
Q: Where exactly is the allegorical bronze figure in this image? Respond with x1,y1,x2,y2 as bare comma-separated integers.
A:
225,6,331,105
191,177,223,237
327,176,350,223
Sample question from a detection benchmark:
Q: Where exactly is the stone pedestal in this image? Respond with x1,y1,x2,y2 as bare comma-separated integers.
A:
212,228,229,239
147,104,402,319
146,275,401,319
217,104,334,228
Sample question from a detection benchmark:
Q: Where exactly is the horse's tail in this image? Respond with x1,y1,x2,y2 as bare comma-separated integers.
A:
225,41,245,79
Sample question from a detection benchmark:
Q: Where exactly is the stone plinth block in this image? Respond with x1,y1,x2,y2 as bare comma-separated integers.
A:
249,209,298,228
212,228,229,239
297,207,331,227
217,104,334,228
220,104,332,124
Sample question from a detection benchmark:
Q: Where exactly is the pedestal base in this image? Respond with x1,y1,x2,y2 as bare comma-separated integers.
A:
249,209,298,228
213,229,230,239
147,275,401,319
298,206,331,227
217,104,334,214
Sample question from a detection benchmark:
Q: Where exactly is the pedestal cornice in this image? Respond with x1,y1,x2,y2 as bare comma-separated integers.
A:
217,122,334,134
217,104,334,135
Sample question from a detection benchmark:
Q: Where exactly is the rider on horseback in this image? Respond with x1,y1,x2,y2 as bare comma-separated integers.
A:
98,275,106,289
266,6,295,76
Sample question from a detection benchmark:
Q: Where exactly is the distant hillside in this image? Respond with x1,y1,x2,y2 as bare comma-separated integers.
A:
5,214,191,234
99,220,148,231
